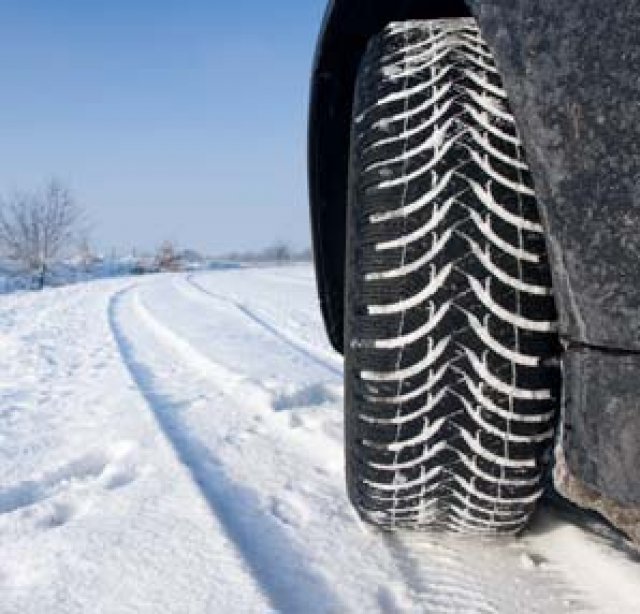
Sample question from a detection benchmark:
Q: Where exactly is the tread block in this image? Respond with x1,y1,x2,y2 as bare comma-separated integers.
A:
344,18,561,534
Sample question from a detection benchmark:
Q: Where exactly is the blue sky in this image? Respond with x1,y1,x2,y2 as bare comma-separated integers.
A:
0,0,327,254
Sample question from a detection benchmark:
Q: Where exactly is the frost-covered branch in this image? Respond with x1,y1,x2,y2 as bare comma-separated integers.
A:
0,180,82,288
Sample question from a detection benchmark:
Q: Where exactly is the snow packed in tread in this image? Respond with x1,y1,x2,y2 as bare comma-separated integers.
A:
344,18,562,534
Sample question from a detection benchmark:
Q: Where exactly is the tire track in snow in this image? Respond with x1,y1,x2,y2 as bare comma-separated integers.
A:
380,533,500,614
378,529,587,614
174,272,583,613
110,275,596,614
111,283,447,613
256,270,316,286
183,274,343,378
108,286,346,614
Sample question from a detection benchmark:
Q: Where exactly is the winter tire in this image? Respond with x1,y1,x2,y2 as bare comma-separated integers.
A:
344,18,562,534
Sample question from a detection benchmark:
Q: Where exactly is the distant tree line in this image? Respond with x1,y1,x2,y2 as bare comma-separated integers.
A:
220,242,313,264
0,179,313,291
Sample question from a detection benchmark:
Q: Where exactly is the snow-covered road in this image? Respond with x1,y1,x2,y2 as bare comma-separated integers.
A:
1,266,638,613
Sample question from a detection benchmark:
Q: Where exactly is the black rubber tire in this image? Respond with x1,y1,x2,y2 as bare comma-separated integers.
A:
344,18,562,534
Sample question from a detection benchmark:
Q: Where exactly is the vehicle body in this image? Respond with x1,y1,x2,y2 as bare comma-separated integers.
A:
308,0,640,540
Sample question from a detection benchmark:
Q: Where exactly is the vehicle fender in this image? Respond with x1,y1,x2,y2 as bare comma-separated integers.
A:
476,1,640,531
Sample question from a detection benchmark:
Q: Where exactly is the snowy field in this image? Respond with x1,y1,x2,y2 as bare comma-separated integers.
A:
1,265,639,614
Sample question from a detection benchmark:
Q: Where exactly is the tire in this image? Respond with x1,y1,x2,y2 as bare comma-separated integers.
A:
344,18,562,534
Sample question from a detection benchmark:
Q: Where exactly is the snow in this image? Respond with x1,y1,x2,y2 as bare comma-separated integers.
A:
1,265,638,613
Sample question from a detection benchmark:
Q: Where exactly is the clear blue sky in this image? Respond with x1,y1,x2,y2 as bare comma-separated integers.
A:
0,0,327,255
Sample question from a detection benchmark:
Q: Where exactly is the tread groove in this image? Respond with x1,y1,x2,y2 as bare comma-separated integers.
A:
344,17,561,534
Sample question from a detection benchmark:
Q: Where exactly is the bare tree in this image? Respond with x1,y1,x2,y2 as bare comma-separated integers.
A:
156,240,182,272
263,241,291,264
296,246,313,262
77,234,97,273
0,180,81,288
